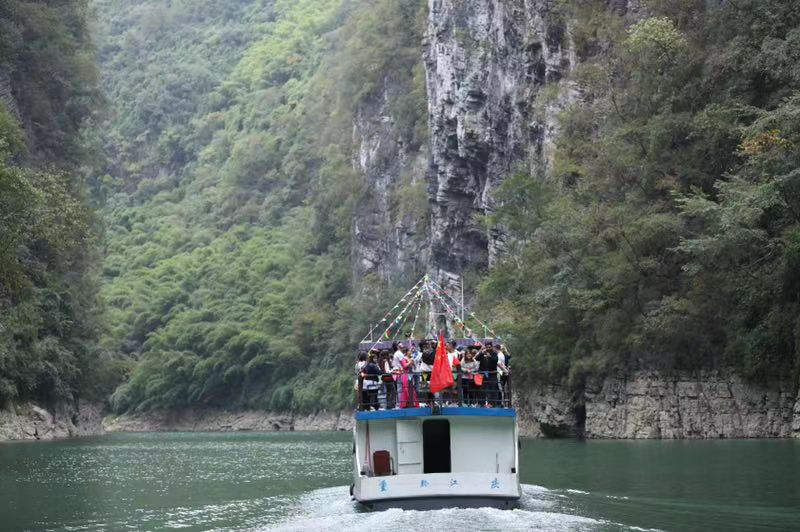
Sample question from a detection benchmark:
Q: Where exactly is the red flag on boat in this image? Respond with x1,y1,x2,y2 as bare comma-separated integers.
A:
429,332,453,394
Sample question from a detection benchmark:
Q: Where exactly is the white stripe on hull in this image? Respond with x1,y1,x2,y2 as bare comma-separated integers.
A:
354,472,520,504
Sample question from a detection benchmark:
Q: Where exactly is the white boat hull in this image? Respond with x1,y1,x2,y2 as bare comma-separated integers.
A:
353,472,520,510
352,407,521,510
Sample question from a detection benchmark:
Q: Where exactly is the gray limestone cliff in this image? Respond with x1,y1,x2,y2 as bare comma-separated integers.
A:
0,401,104,442
103,409,353,433
350,0,800,440
423,0,575,285
352,82,430,281
517,371,800,439
352,0,579,287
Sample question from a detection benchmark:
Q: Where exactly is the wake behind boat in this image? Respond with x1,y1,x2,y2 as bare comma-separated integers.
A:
351,275,521,510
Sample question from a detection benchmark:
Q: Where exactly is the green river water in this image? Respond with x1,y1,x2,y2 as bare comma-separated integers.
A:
1,432,798,531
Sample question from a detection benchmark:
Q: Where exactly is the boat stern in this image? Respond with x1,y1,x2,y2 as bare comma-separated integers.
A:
352,407,521,511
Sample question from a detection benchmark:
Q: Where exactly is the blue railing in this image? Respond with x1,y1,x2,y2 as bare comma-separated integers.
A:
356,370,511,411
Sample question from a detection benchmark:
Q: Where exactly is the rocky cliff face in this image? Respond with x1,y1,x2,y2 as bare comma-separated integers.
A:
351,0,578,289
103,408,353,433
352,84,429,281
415,0,800,439
423,0,577,288
349,1,800,441
517,371,800,439
0,401,104,441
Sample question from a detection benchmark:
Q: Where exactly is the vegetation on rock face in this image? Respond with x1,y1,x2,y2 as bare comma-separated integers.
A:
480,0,800,389
5,0,797,415
94,0,428,413
0,1,112,405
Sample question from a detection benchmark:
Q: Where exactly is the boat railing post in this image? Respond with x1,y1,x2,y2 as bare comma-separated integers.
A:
456,368,463,407
357,372,363,411
507,372,512,408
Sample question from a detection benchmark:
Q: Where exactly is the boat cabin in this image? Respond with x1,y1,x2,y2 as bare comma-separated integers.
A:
352,406,520,510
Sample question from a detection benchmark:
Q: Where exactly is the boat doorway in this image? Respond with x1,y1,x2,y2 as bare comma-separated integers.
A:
422,419,451,474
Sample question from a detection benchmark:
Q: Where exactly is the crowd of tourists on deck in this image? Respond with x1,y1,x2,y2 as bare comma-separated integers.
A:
355,340,511,410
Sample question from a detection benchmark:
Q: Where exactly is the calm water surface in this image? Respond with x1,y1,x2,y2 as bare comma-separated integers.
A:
1,431,798,531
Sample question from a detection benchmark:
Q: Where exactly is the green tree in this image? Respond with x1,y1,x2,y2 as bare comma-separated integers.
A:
480,0,800,388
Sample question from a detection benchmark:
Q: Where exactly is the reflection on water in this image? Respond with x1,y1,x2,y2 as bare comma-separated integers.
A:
0,431,798,531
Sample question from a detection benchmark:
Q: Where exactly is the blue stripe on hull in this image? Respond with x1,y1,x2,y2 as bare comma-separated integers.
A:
354,407,515,420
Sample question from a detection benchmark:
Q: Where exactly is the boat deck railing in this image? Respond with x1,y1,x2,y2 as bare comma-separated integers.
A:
356,370,511,411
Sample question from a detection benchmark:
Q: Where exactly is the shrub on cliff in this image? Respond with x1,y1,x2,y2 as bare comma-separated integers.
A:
481,1,800,387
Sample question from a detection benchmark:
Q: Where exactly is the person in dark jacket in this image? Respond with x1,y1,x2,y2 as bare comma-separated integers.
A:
476,343,499,406
361,354,381,410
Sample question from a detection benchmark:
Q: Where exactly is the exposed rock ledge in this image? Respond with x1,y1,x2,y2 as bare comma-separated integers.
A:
7,371,797,441
0,400,104,442
517,370,800,439
102,408,354,433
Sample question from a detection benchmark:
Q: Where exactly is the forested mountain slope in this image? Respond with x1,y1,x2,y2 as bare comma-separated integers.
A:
94,0,800,421
94,0,427,413
0,0,111,407
479,1,800,390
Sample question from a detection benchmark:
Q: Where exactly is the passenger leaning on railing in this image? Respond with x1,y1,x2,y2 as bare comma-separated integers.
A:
355,352,367,406
476,343,500,406
355,338,511,410
391,342,404,371
360,353,381,410
416,341,434,404
497,343,510,403
460,348,480,404
444,341,461,403
397,346,419,408
378,349,395,409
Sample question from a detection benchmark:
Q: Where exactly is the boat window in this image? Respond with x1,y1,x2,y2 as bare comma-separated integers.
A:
422,419,451,474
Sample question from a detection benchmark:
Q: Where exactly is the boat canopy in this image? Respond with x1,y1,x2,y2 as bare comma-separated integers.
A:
359,274,506,350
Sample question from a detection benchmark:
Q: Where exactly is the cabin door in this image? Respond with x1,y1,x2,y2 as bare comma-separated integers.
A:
422,419,451,473
395,420,423,474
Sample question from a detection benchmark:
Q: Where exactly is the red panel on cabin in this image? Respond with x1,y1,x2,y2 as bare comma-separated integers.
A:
373,450,392,476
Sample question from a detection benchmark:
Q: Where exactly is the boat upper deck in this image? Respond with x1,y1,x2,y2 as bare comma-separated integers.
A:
356,367,512,411
355,406,515,420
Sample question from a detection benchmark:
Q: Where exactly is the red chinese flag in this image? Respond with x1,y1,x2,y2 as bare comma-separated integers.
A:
429,332,454,394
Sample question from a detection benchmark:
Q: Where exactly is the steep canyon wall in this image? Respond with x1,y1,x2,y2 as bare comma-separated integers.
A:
517,370,800,439
424,0,575,284
352,0,581,288
350,0,800,439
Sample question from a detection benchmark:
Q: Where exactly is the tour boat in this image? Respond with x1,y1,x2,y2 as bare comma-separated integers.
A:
350,276,521,510
351,400,521,510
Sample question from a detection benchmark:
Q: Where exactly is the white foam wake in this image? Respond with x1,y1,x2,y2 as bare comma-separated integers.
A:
260,484,642,532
